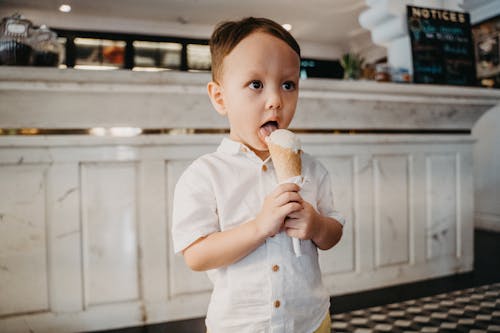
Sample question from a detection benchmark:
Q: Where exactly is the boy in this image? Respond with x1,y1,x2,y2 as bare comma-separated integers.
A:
172,17,345,333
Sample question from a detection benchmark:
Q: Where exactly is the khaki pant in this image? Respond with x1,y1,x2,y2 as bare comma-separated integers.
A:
207,312,331,333
314,311,332,333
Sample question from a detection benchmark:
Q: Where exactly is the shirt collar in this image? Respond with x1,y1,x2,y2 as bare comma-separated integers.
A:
217,137,272,164
217,137,243,155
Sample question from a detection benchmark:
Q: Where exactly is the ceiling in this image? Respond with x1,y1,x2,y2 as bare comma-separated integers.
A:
0,0,369,45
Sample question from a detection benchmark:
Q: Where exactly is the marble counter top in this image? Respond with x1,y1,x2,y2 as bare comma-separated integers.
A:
1,67,499,130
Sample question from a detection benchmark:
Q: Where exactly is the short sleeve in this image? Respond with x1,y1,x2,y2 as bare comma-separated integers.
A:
171,160,220,254
316,168,346,227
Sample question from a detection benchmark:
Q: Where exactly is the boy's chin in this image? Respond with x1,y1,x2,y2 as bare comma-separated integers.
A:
254,139,269,152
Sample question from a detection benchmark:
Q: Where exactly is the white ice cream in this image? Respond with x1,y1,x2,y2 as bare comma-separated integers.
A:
267,129,301,153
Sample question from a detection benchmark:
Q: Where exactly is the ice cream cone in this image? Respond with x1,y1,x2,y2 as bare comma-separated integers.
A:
266,129,303,257
267,142,301,182
266,129,302,182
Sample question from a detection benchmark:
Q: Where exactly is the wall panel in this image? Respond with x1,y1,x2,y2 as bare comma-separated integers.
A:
166,160,212,299
373,155,410,267
426,154,458,260
81,162,140,306
0,164,49,316
318,156,355,275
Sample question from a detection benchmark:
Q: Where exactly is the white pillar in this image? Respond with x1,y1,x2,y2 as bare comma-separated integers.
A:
457,0,500,24
359,0,465,73
458,0,500,233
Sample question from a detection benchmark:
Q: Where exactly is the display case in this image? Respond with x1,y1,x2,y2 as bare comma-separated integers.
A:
74,37,126,70
133,41,182,71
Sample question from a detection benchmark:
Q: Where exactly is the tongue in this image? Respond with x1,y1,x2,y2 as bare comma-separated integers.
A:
259,122,278,143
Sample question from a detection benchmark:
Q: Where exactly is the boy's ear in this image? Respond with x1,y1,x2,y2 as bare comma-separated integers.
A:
207,81,227,116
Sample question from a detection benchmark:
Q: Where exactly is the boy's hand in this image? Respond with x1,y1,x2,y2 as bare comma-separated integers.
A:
254,183,303,238
284,199,321,240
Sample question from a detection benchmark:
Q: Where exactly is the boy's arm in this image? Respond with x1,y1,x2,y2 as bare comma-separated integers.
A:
183,220,266,271
183,183,303,271
310,212,343,250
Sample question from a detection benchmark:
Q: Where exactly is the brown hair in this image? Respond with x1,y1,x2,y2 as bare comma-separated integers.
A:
209,17,301,83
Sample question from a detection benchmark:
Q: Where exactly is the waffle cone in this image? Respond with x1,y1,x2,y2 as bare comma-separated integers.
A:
268,143,302,182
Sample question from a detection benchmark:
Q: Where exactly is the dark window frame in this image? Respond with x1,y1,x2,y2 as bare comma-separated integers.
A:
53,28,209,70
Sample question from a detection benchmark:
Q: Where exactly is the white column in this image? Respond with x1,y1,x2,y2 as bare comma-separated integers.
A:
359,0,464,73
457,0,500,24
458,0,500,233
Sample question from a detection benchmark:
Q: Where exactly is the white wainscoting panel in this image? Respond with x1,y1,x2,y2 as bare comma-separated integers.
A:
317,156,355,276
0,164,49,316
426,154,458,260
47,162,83,313
373,155,410,268
81,162,140,306
166,159,212,299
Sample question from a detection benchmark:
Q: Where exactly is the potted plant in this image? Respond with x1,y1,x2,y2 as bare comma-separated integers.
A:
340,53,364,80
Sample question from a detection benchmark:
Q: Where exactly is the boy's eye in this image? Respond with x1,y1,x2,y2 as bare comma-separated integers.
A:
282,81,296,91
249,80,263,90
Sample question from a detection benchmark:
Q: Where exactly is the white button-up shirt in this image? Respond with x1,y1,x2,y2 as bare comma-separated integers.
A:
172,138,345,333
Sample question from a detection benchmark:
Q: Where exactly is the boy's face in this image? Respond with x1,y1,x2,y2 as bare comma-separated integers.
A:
208,31,300,159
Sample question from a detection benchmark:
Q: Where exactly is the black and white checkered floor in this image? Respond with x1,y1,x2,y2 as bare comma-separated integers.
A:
331,282,500,333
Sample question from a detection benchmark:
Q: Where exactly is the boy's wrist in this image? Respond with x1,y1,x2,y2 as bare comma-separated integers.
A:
250,218,272,241
311,214,326,245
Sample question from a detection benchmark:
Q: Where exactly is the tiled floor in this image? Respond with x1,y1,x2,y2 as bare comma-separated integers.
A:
90,229,500,333
332,282,500,332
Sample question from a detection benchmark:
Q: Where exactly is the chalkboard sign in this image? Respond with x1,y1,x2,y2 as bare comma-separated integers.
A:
407,5,476,86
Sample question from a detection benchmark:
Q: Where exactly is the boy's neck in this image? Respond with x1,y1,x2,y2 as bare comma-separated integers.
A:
254,149,270,161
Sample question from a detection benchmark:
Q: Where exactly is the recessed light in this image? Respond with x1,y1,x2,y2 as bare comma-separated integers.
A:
282,23,292,31
59,4,71,13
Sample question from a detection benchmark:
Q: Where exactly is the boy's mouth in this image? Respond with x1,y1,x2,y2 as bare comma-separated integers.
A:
259,121,278,139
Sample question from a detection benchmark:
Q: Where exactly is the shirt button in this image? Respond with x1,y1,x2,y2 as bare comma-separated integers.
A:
272,264,280,272
274,300,281,308
240,146,248,153
262,164,268,172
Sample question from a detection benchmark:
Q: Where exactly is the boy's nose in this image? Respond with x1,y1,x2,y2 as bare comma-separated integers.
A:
265,89,282,110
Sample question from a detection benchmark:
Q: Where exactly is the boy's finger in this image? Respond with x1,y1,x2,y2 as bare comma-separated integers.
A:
274,182,300,194
280,202,303,216
286,211,301,219
275,191,303,207
284,217,300,228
